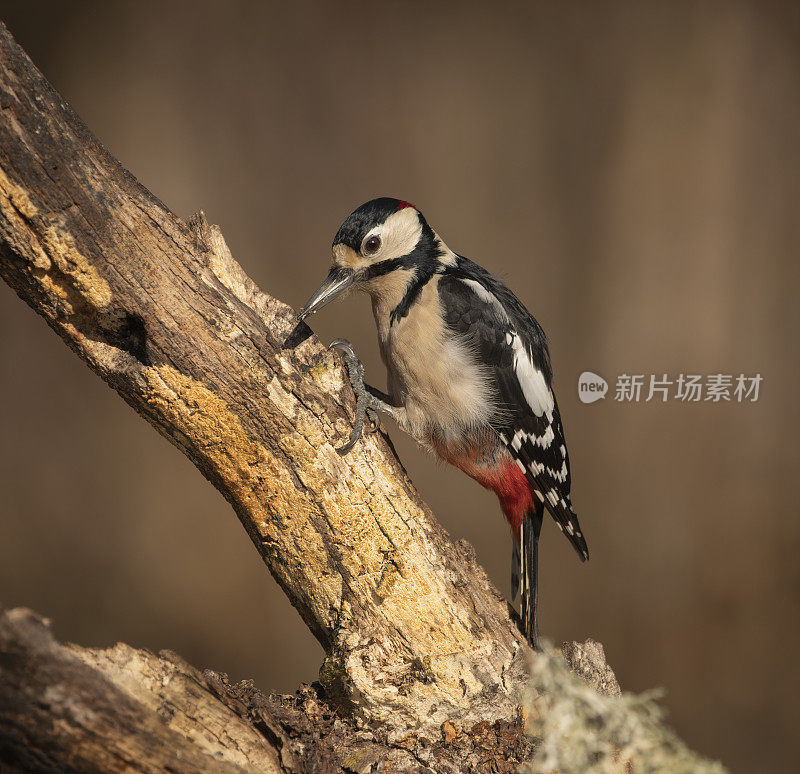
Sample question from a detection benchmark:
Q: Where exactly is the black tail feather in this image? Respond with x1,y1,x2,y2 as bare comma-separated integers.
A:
519,504,544,649
511,538,521,601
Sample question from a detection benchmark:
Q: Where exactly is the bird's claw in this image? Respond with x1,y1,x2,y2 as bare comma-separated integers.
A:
366,408,380,433
329,338,381,455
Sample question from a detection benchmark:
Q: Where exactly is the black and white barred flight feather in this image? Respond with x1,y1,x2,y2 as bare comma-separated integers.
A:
438,256,589,562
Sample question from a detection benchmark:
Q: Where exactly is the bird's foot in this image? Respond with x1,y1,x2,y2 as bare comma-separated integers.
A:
329,338,381,455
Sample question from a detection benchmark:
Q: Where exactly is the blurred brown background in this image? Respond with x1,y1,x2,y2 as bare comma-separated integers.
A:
1,1,798,771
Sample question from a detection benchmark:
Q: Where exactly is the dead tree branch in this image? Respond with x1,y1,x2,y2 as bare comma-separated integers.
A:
0,606,541,773
0,23,736,774
0,21,533,737
0,607,285,773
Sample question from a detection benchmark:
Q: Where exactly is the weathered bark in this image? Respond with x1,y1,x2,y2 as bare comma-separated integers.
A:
0,607,285,773
0,606,538,773
0,24,736,774
0,21,532,735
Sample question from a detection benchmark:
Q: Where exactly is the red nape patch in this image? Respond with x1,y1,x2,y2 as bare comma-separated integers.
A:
396,200,416,211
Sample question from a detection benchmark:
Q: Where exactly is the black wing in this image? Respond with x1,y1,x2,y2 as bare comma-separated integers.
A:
439,258,588,561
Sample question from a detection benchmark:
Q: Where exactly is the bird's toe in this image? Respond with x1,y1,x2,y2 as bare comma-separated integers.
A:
328,338,356,358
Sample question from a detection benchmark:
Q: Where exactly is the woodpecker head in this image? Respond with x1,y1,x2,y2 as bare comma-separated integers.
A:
298,197,444,320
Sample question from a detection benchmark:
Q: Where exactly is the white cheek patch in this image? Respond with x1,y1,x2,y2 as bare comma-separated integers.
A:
509,333,554,417
368,208,424,262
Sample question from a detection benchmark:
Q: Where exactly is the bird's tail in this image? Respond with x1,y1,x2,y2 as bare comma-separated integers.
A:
515,504,544,649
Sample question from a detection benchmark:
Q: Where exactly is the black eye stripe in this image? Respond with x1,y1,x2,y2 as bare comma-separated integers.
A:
362,257,404,280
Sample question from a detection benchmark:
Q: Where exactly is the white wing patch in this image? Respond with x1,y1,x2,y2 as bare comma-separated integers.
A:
455,277,554,420
508,332,555,417
458,277,503,309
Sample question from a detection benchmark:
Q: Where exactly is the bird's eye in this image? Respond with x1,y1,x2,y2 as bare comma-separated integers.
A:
363,235,381,255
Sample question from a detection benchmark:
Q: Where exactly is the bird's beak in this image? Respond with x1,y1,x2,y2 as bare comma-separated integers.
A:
297,266,357,321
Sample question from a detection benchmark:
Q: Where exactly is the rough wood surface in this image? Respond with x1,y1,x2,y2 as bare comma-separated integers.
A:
0,21,533,735
0,606,539,773
0,607,283,773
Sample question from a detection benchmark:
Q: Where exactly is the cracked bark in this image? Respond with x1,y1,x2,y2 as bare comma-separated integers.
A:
0,606,542,773
0,21,622,772
0,607,286,773
0,20,532,733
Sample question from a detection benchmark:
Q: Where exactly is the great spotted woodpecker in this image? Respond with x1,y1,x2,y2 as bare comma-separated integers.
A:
296,198,588,648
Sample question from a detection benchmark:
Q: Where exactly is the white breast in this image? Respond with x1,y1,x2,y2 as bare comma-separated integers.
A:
376,275,495,441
